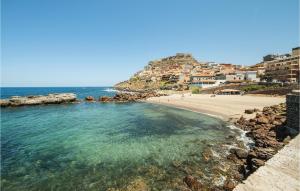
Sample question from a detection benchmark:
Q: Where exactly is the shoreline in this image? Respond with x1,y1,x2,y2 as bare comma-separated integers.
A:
146,94,285,122
146,93,298,190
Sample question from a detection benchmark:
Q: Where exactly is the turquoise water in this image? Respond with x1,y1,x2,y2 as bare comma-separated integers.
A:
1,87,242,190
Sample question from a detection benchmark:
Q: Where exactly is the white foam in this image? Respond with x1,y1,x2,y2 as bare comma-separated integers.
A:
227,124,254,149
103,88,117,92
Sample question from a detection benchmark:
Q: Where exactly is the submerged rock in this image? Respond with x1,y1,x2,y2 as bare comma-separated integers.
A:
202,148,213,162
183,175,203,191
223,179,236,191
125,177,149,191
0,93,77,107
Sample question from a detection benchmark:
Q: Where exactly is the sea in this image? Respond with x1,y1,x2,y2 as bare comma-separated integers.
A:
0,87,244,190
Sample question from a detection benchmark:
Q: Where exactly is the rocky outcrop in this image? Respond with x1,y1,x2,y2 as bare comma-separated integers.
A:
114,53,199,91
99,92,166,103
0,93,77,107
231,103,290,176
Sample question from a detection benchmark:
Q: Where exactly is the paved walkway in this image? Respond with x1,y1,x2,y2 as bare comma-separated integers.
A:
234,135,300,191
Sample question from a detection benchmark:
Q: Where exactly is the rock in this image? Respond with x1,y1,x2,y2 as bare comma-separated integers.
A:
229,148,248,159
245,109,255,114
235,103,288,177
125,177,149,191
251,158,265,167
235,149,248,159
223,179,236,191
172,160,181,168
248,150,257,158
85,96,95,101
202,148,213,161
97,92,166,103
0,93,77,107
253,108,260,112
99,96,112,102
257,116,269,124
0,99,11,107
183,175,203,191
272,120,282,126
283,136,291,144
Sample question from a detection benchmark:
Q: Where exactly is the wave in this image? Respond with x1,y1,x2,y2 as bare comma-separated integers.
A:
227,124,254,149
103,88,117,92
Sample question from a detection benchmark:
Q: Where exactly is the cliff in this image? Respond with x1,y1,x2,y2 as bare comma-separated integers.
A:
114,53,199,91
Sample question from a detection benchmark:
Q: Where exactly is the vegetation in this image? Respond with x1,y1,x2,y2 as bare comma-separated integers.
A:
241,84,281,92
191,86,201,94
129,76,140,82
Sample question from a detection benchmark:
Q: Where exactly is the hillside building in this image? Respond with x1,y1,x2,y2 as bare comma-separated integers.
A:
263,47,300,83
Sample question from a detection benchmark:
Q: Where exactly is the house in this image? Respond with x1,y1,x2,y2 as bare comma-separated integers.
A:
226,72,245,83
263,47,300,83
189,72,226,88
245,71,259,82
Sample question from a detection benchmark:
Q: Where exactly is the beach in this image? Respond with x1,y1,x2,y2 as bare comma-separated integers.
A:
147,94,285,121
148,93,300,191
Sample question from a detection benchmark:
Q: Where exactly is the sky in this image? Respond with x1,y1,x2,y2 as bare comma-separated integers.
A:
1,0,299,87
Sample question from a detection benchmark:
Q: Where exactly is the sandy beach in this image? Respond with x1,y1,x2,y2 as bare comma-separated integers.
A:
147,94,285,121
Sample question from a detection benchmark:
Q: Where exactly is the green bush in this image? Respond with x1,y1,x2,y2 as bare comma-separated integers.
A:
240,84,281,92
191,86,201,94
241,85,265,92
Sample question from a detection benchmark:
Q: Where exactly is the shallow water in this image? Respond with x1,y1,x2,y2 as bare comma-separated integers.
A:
1,87,242,190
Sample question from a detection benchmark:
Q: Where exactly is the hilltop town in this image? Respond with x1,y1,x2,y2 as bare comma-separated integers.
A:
115,47,300,93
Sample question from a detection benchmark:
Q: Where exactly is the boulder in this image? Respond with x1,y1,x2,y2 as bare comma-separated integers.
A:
245,109,255,114
251,158,265,167
183,175,203,191
229,148,248,159
235,149,248,159
85,96,95,101
257,116,269,124
223,179,236,191
99,96,112,102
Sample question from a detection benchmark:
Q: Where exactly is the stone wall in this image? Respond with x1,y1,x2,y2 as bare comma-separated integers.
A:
286,90,300,134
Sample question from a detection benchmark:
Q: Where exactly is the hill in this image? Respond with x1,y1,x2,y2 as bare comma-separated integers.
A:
114,53,199,91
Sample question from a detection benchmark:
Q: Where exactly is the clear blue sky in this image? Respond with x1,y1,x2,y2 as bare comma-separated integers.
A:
1,0,299,87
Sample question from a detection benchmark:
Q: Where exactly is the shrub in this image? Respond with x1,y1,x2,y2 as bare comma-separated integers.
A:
191,86,201,94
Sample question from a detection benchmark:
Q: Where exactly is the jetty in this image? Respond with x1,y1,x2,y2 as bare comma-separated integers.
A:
0,93,77,107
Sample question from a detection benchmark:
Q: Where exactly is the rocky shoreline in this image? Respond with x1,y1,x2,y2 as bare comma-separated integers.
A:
232,103,290,177
88,92,167,103
0,91,167,107
0,93,77,107
180,103,295,191
1,91,294,191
